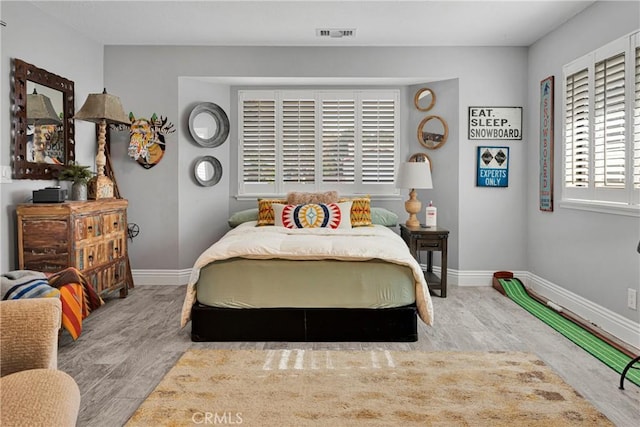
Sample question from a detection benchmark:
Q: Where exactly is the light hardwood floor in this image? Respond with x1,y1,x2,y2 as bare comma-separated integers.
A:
58,285,640,426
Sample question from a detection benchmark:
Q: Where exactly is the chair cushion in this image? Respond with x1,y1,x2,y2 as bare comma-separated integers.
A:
0,369,80,427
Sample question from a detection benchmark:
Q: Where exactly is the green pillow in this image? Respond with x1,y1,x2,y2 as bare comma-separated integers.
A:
371,207,398,226
228,208,258,228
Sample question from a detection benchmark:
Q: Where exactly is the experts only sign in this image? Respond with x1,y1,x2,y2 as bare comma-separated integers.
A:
468,107,522,140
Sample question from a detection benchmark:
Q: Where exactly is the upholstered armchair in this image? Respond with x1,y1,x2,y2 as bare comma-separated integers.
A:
0,298,80,426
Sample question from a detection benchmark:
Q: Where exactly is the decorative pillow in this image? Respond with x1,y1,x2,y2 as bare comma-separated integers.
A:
370,207,398,227
273,202,353,229
257,199,287,226
286,191,339,205
228,208,259,228
339,197,372,227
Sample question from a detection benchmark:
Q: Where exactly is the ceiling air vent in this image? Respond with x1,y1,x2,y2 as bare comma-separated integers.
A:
316,28,356,38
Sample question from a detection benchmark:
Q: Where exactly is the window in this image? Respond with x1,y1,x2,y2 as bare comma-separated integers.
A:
562,31,640,213
238,90,399,196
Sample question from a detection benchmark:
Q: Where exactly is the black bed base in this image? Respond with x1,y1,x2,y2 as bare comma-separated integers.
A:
191,304,418,342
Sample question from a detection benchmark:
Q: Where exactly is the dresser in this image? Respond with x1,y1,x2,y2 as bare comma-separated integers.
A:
17,199,131,297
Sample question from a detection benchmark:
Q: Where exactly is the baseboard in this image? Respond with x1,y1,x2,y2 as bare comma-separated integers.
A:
131,269,191,286
131,267,639,349
522,272,640,350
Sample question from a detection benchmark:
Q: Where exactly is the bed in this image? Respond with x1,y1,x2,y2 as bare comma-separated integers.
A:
180,202,434,342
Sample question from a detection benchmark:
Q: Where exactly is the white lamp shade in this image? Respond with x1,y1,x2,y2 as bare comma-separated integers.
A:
397,161,433,189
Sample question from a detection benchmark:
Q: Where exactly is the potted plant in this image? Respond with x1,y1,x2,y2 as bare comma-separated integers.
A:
58,161,93,201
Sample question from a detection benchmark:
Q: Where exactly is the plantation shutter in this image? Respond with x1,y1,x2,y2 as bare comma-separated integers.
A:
594,53,626,188
282,99,316,186
361,99,396,183
241,97,276,193
634,45,640,189
565,68,590,188
321,99,355,183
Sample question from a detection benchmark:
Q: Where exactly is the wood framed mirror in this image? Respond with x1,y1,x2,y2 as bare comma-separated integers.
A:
417,115,448,150
414,88,436,112
12,59,75,180
409,152,433,171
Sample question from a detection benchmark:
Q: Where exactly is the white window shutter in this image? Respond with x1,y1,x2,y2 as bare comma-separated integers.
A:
361,99,396,183
282,99,316,187
594,52,626,188
321,99,355,184
240,97,277,193
565,68,590,188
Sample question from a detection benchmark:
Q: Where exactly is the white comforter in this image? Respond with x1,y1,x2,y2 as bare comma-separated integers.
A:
180,221,434,327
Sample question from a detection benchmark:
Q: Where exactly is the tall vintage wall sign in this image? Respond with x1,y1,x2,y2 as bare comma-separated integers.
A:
468,107,522,140
539,77,554,212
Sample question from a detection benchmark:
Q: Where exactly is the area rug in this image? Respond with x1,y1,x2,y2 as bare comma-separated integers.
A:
126,349,612,426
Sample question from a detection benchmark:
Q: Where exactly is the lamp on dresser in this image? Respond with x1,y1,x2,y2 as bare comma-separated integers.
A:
27,89,62,164
397,161,433,227
74,89,129,199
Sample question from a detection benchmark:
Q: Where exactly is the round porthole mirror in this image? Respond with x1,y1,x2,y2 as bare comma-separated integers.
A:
409,152,433,171
188,102,230,148
414,88,436,112
194,155,222,187
417,115,448,149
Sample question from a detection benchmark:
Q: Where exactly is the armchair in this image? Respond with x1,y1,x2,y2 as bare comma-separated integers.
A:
0,298,80,426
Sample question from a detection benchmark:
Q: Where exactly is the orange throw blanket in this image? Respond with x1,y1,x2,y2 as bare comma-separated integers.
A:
48,268,103,340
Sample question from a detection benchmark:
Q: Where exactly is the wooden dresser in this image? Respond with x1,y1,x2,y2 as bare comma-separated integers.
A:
17,199,131,297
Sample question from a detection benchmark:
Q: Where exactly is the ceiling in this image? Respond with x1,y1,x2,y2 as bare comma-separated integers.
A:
28,0,596,47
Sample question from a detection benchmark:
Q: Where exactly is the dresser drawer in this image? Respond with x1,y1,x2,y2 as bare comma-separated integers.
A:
23,254,69,273
85,260,127,294
103,211,125,235
74,215,102,241
416,239,443,251
107,235,126,260
22,219,68,247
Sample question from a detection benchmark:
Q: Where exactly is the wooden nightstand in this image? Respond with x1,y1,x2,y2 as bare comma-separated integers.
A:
399,224,449,298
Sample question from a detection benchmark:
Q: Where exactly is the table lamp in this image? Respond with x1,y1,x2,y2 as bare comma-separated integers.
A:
27,89,62,163
397,161,433,227
74,89,129,199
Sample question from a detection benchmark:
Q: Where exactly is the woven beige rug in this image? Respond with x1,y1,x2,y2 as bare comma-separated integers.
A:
126,349,611,426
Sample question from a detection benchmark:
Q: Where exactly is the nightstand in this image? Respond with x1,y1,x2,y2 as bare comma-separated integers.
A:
399,224,449,298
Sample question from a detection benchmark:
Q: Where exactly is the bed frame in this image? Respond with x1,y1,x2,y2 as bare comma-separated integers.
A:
191,303,418,342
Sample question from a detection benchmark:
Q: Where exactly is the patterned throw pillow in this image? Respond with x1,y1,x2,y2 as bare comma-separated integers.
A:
257,199,287,226
339,197,372,227
273,202,353,229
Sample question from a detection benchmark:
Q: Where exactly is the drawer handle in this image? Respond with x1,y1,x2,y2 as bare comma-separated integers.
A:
88,254,94,263
87,225,93,232
113,221,119,227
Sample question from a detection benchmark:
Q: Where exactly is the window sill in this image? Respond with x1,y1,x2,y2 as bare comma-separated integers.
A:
559,199,640,217
235,193,403,202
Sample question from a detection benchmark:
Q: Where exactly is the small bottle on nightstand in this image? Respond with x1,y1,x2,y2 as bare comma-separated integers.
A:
425,200,437,227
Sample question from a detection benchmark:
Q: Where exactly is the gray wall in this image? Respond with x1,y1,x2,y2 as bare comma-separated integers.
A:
103,45,526,275
0,1,103,273
527,1,640,322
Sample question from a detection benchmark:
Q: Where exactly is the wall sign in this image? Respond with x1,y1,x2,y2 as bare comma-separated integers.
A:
468,107,522,140
539,76,554,211
476,146,509,187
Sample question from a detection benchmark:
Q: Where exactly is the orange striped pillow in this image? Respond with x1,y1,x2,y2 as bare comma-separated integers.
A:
257,198,287,226
339,196,372,227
